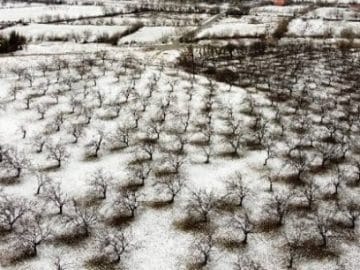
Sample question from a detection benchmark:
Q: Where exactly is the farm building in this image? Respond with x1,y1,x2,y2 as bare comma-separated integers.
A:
350,4,360,11
273,0,288,5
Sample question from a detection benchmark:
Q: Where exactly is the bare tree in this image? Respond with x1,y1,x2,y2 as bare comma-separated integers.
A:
224,171,251,207
35,173,51,196
24,71,34,87
10,66,26,80
262,169,280,193
338,199,360,229
265,191,293,226
189,233,214,268
95,230,131,264
234,255,264,270
127,162,151,187
143,119,162,142
172,108,191,134
114,189,140,218
0,192,31,232
67,123,83,144
171,134,188,154
52,255,71,270
263,138,275,166
53,111,65,132
17,215,50,256
314,210,333,248
251,118,269,148
155,154,185,176
50,91,60,105
0,146,28,178
300,180,319,210
33,133,48,153
89,169,112,200
8,84,21,101
24,94,33,110
42,182,68,215
186,189,216,223
46,142,69,168
38,62,49,77
194,120,212,147
96,50,108,64
282,221,305,269
108,124,131,149
140,143,155,161
68,94,81,114
315,142,342,169
329,165,345,198
82,106,94,125
85,129,105,159
18,125,26,139
94,90,104,108
154,174,186,203
350,158,360,186
131,109,141,129
221,120,244,157
36,103,49,120
66,200,97,237
232,211,254,244
63,75,76,92
201,144,213,164
89,72,100,87
286,149,311,184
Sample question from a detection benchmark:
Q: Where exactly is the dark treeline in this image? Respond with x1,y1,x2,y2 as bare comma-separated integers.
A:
0,31,26,54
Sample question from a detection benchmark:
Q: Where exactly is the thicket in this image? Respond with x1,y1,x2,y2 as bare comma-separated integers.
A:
95,22,144,45
0,31,26,54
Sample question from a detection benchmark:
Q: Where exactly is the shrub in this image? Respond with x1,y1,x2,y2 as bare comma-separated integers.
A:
95,32,122,45
272,19,289,40
179,30,196,43
214,68,239,85
95,22,144,45
340,27,356,40
337,40,353,51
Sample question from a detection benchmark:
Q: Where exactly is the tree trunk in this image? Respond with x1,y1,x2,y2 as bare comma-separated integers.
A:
16,167,22,178
243,232,248,244
320,233,327,247
32,244,37,256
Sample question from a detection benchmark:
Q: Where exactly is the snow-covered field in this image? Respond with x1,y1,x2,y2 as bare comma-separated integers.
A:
304,7,360,20
195,16,278,39
288,18,360,37
249,5,310,17
0,1,360,270
0,44,249,270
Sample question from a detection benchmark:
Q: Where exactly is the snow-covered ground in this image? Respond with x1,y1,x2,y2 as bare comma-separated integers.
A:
0,43,253,270
0,1,360,270
68,12,209,27
0,24,129,42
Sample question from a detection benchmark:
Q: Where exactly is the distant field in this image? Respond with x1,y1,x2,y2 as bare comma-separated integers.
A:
0,5,107,22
